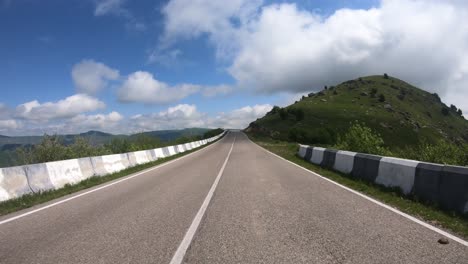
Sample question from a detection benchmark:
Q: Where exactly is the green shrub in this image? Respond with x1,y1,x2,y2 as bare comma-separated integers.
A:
397,140,467,166
335,122,391,156
378,94,385,102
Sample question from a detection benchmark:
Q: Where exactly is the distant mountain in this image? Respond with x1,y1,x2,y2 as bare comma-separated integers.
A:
0,135,9,138
0,128,211,148
247,75,468,149
78,130,114,137
133,128,211,141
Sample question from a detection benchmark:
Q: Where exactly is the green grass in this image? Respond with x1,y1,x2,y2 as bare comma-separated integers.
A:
249,135,468,239
0,137,222,216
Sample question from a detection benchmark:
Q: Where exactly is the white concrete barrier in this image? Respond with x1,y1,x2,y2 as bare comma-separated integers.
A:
25,163,55,192
46,159,86,189
91,154,130,176
176,144,185,153
376,157,419,195
168,146,176,156
154,148,165,159
333,150,357,174
0,131,225,202
184,143,192,151
78,157,95,179
133,150,151,165
298,145,308,158
0,166,32,201
311,147,325,165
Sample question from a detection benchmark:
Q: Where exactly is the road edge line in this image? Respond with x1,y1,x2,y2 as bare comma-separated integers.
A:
246,135,468,247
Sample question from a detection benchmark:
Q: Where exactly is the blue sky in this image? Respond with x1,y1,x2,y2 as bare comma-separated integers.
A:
0,0,466,135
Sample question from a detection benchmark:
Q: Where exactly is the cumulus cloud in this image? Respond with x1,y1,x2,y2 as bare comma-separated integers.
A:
72,59,119,95
211,104,272,128
118,71,200,104
15,94,106,121
0,119,19,131
161,0,468,112
128,103,271,132
67,111,123,132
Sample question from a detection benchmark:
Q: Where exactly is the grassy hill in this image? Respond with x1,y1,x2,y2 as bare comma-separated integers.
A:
247,75,468,149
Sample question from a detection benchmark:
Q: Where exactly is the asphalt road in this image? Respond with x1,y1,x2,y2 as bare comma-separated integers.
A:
0,131,466,263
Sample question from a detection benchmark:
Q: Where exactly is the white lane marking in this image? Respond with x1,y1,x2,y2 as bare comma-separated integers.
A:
170,135,236,264
0,133,229,226
245,134,468,247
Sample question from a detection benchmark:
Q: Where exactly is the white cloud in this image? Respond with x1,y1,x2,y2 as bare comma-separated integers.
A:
72,59,119,95
94,0,127,16
94,0,146,32
161,0,262,58
118,71,200,104
202,84,233,97
15,94,106,121
67,111,123,132
211,104,272,129
0,119,19,131
128,103,271,132
161,0,468,113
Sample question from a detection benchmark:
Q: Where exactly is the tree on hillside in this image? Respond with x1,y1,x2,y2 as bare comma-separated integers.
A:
279,108,288,120
457,109,463,116
378,94,386,102
450,104,458,112
441,107,450,116
383,73,389,79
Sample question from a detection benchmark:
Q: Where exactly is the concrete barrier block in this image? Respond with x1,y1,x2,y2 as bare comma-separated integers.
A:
311,147,325,165
78,157,95,179
351,153,382,182
190,142,196,149
304,147,313,162
154,148,165,159
176,144,185,153
439,165,468,213
376,157,418,195
126,152,138,167
133,150,150,165
184,143,192,151
0,166,32,201
46,159,85,189
147,149,157,161
413,162,442,205
298,145,307,158
167,146,177,156
93,154,129,176
162,147,171,157
25,163,55,192
333,151,356,174
321,149,338,169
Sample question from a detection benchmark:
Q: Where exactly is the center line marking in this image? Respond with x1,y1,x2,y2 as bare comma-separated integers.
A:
169,134,236,264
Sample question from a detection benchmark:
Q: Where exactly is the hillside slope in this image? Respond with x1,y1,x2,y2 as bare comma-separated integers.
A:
247,75,468,148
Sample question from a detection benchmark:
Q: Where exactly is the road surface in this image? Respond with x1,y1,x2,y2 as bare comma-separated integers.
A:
0,131,466,263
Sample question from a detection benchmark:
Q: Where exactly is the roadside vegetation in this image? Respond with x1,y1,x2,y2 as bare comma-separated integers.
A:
0,132,224,216
11,128,223,166
334,122,467,166
247,134,468,239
